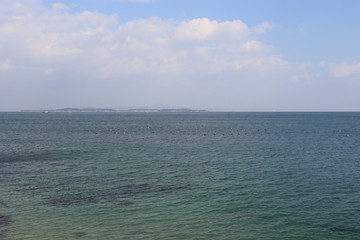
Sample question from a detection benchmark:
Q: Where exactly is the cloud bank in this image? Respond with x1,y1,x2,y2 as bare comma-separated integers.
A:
1,0,359,111
0,4,277,75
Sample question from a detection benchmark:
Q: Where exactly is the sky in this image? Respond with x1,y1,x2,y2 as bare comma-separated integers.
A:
1,0,360,111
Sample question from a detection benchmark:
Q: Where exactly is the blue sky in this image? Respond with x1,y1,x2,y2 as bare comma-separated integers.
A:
1,0,360,111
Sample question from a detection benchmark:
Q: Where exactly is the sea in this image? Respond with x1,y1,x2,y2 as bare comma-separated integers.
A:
1,112,360,240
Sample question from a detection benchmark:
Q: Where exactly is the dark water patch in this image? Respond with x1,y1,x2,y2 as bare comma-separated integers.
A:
0,215,11,240
0,153,57,163
115,200,134,206
116,184,180,195
0,215,11,227
48,189,127,207
0,232,7,240
15,184,52,191
0,169,22,175
0,149,82,164
48,193,100,207
330,225,360,234
73,232,87,238
0,201,7,208
48,184,183,207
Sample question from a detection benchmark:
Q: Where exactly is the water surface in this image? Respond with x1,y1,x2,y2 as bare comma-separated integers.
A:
1,112,360,239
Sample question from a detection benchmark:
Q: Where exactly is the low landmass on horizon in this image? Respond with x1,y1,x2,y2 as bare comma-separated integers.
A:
21,108,209,113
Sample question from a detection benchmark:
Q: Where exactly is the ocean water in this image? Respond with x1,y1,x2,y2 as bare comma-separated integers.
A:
1,112,360,240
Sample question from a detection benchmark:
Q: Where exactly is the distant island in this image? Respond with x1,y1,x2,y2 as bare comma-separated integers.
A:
21,108,209,113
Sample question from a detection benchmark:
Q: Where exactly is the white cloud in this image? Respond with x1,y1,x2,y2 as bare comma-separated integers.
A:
0,2,279,78
290,73,317,85
242,40,271,52
176,18,219,41
175,18,251,42
322,62,360,78
290,73,314,81
0,0,43,16
52,2,69,11
252,21,273,34
0,60,15,71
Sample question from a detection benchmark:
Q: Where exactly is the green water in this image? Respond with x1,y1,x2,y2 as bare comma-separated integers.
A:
1,112,360,239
